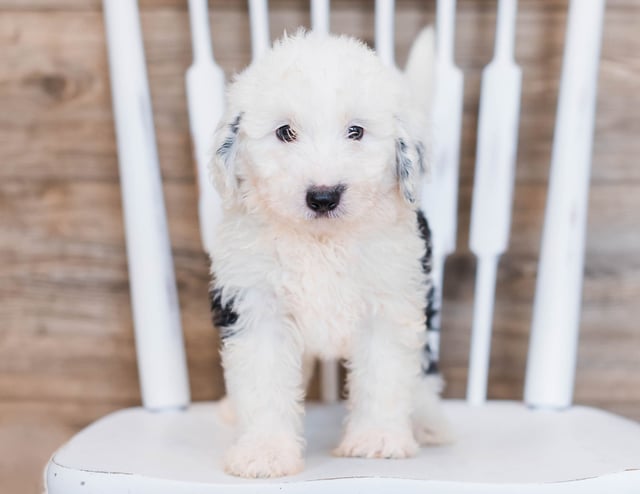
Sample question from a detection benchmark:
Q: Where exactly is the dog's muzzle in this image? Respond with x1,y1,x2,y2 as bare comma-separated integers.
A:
306,185,345,214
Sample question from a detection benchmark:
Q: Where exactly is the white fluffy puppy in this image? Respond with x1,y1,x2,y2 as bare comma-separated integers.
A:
209,29,450,478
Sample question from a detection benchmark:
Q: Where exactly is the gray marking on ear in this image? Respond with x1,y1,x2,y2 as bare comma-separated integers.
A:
229,113,241,134
216,113,242,167
396,138,416,204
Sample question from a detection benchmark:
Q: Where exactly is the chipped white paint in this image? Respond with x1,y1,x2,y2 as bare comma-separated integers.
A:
375,0,395,67
421,0,464,363
249,0,270,59
467,0,522,405
102,0,189,410
186,0,226,254
525,0,606,410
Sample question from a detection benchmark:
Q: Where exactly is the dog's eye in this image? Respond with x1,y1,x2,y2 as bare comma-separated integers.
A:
275,125,297,143
347,125,364,140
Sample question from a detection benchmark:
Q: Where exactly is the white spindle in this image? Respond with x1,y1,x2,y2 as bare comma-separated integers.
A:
467,0,522,406
311,0,330,34
249,0,270,59
421,0,464,364
525,0,606,410
320,361,339,403
186,0,226,255
375,0,395,66
103,0,190,410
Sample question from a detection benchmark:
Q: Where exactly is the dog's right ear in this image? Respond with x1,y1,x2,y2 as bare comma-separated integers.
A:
394,120,426,206
210,112,243,201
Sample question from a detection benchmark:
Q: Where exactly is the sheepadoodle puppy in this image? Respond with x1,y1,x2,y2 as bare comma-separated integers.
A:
209,28,451,478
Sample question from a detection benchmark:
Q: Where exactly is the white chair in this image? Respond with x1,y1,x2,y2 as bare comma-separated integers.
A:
45,0,640,492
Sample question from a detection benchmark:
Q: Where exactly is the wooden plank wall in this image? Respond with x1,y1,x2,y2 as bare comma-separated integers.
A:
0,1,638,492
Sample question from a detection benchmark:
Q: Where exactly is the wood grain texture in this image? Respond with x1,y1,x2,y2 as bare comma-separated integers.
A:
0,1,638,492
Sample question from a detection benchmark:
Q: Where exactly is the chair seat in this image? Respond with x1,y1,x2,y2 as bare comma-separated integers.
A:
46,400,640,493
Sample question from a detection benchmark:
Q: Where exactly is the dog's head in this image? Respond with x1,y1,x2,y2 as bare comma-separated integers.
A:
212,31,428,232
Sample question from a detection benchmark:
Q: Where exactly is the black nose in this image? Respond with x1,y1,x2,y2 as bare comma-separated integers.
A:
306,185,344,213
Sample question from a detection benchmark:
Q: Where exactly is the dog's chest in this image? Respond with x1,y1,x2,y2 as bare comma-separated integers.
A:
275,238,366,358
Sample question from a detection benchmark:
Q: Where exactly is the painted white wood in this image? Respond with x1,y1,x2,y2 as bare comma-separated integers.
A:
46,401,640,493
320,360,339,403
525,0,606,410
44,469,640,494
186,0,226,255
248,0,270,59
466,255,499,405
310,0,330,34
421,0,464,364
102,0,189,410
467,0,522,405
375,0,395,67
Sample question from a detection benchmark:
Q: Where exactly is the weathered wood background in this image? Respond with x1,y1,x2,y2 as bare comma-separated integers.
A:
0,0,638,492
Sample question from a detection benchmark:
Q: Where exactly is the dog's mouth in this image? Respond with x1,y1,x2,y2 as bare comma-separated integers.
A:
305,208,345,221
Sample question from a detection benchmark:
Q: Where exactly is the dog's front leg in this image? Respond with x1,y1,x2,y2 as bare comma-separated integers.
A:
335,314,421,459
221,289,305,478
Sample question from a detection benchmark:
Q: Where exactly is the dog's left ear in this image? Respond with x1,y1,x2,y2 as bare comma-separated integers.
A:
395,122,426,205
210,112,243,202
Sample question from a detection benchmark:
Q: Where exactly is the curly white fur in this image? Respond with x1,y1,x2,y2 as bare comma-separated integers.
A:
209,28,451,479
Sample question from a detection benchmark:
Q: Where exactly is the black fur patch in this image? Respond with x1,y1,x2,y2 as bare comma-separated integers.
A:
417,210,440,375
422,284,439,374
425,284,437,332
416,209,432,275
209,287,239,340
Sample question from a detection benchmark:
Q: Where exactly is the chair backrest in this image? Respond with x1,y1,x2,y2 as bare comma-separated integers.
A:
102,0,606,412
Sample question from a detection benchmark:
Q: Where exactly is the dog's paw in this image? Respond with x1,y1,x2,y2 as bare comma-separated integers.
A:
223,434,304,478
333,427,418,459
